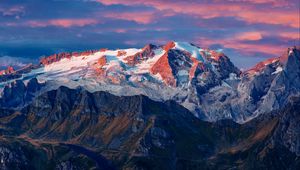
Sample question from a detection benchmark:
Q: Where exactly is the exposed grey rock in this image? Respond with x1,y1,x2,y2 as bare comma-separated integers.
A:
0,146,28,170
0,78,45,108
191,47,300,123
271,97,300,156
55,161,82,170
150,127,170,148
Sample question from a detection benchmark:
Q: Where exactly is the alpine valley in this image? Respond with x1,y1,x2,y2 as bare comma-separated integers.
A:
0,42,299,170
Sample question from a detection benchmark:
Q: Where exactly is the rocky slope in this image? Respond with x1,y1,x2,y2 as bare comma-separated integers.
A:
0,86,299,169
198,46,300,122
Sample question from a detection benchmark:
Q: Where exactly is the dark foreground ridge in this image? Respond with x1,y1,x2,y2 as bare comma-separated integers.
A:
0,86,299,169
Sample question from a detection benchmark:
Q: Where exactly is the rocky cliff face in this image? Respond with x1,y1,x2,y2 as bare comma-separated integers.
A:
40,50,99,66
271,97,300,156
0,78,45,108
196,46,300,122
125,44,158,66
0,86,299,169
0,139,99,170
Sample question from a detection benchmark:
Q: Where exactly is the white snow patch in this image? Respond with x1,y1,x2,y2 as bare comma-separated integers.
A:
153,73,163,81
177,70,189,76
174,42,205,62
229,73,239,80
0,88,3,97
272,66,283,75
221,81,232,88
216,49,223,53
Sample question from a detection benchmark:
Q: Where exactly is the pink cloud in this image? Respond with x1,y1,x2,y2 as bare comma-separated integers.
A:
224,42,284,55
0,6,25,16
114,28,127,33
278,32,300,40
226,0,293,6
104,11,156,24
98,0,294,7
196,37,284,56
235,32,263,41
97,0,299,28
238,11,299,28
49,19,99,27
111,27,169,33
124,40,139,45
27,19,99,28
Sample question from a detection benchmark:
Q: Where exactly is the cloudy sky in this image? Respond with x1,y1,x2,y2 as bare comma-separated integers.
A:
0,0,299,68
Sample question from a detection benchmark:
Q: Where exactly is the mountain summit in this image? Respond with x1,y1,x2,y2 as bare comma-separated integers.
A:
0,43,299,123
0,43,299,170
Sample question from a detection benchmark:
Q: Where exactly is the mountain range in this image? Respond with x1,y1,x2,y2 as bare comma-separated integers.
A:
0,42,299,170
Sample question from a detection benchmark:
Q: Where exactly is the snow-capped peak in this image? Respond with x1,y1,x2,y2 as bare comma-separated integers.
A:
174,42,206,62
0,42,239,88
